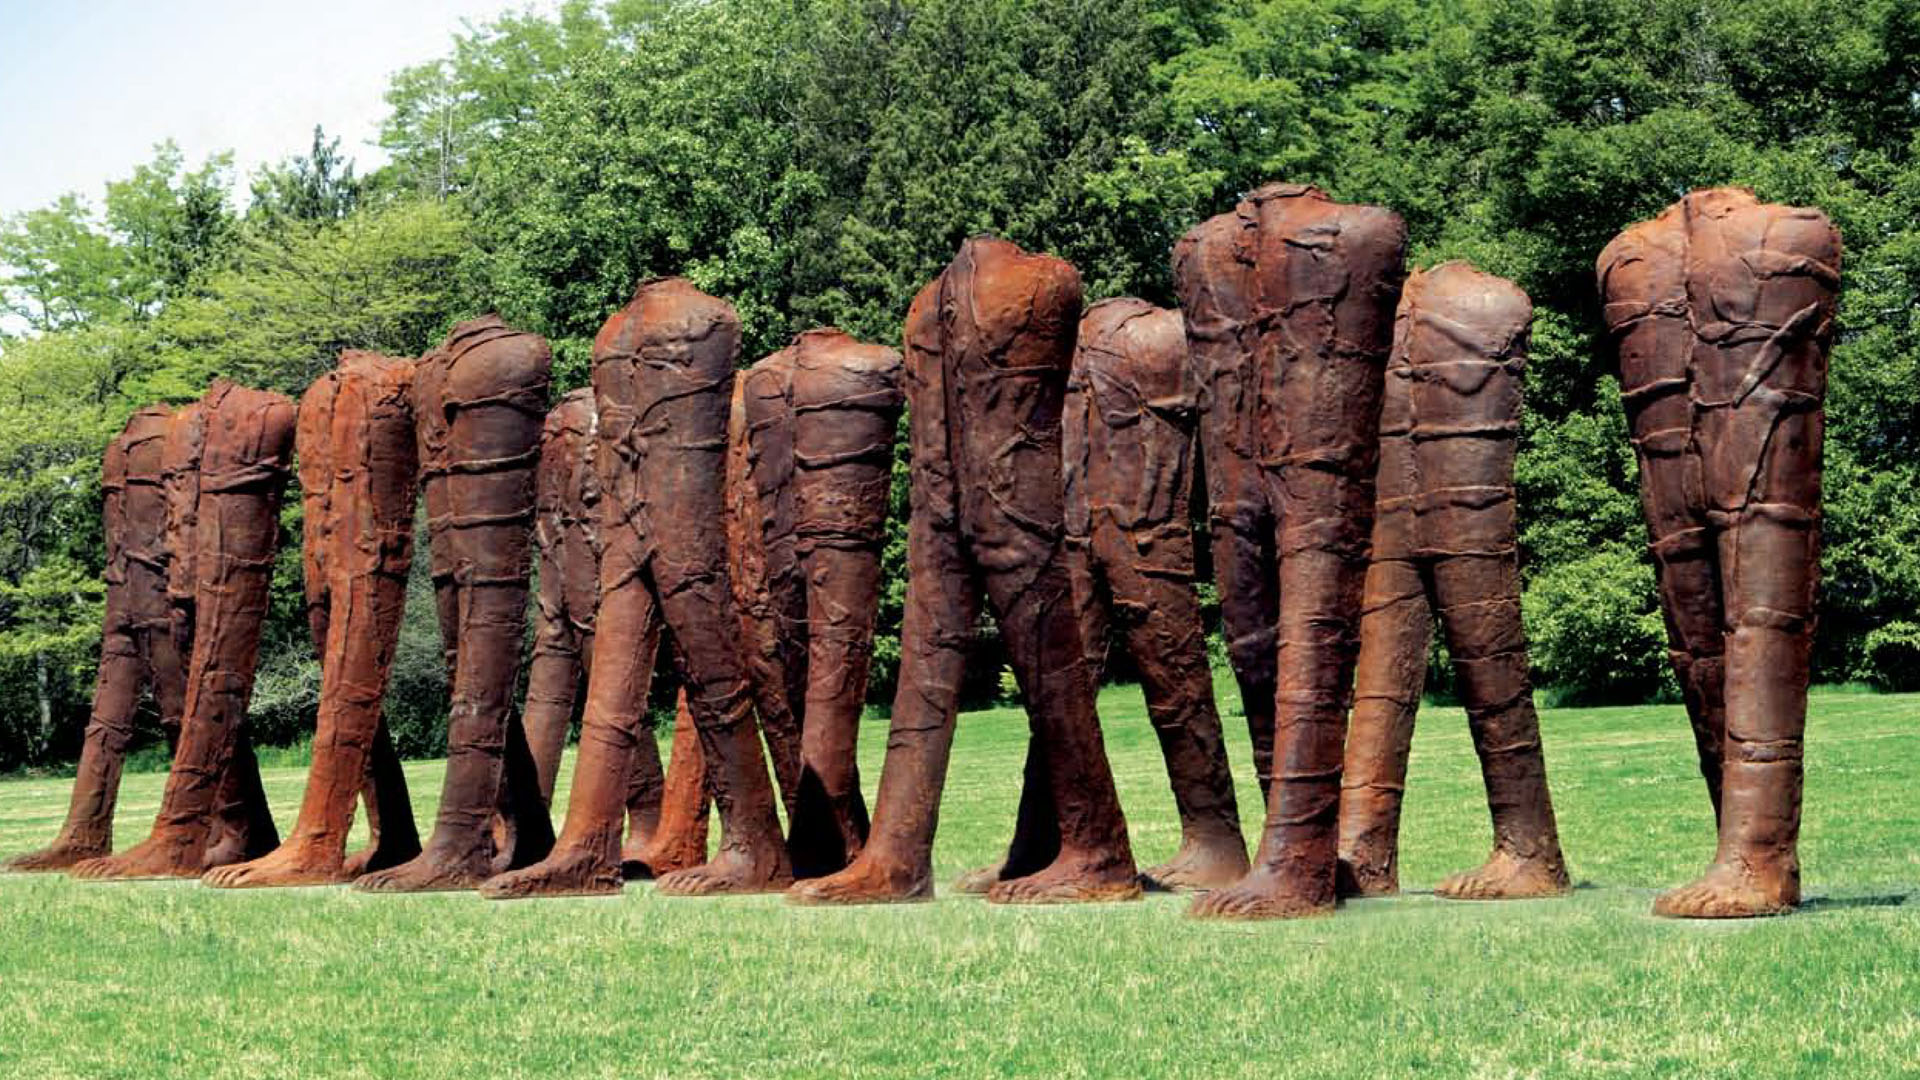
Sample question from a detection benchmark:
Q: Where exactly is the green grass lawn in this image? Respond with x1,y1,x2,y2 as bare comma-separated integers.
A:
2,681,1917,1078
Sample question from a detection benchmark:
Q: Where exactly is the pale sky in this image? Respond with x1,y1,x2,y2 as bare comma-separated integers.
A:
0,0,549,219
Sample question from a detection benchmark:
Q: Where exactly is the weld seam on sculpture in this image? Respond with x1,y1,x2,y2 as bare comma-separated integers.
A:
355,317,556,893
1334,261,1569,902
483,278,789,899
69,381,295,881
1598,187,1838,919
1180,184,1407,920
790,236,1140,906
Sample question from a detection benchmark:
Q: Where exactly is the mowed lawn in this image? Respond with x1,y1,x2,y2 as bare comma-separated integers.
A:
1,682,1917,1079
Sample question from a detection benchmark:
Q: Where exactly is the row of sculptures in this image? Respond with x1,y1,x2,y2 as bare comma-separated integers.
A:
5,184,1836,920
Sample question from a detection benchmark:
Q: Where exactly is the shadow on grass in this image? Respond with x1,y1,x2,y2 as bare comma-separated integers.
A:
1799,892,1910,913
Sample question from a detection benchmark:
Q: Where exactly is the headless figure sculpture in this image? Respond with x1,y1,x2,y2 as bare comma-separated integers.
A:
1185,184,1406,920
1599,188,1839,918
8,408,195,871
790,236,1139,906
521,389,709,878
483,278,790,899
356,317,556,892
736,329,905,879
1335,263,1570,901
72,381,294,880
205,352,423,887
958,299,1249,894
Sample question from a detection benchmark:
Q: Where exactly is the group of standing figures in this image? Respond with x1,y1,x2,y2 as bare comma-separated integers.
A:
7,184,1838,921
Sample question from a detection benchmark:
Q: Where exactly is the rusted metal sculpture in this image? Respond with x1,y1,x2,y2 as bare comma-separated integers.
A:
356,317,556,892
204,352,422,888
1598,188,1839,918
623,692,712,877
7,408,183,871
1181,184,1406,920
71,381,295,880
482,278,789,899
524,388,603,806
958,299,1249,894
1335,263,1569,901
790,237,1140,905
733,329,905,879
520,389,707,877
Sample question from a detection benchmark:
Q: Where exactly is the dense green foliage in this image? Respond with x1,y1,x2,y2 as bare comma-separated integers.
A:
2,0,1917,767
3,687,1919,1076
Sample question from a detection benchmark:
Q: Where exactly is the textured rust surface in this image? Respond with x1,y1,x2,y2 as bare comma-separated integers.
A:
356,317,555,892
1181,184,1406,920
729,329,905,878
71,382,295,880
961,300,1248,894
791,237,1139,906
484,278,789,899
1335,263,1568,902
206,352,423,888
7,408,181,871
1599,188,1838,918
524,389,602,805
622,690,712,878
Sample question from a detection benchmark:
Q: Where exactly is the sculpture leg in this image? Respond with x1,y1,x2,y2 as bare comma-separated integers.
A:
204,731,279,868
650,567,794,896
1430,551,1570,900
482,535,664,898
1335,557,1430,897
1193,463,1373,920
624,692,711,877
1210,506,1279,799
7,616,144,870
789,504,977,904
523,607,584,807
984,549,1141,905
1639,450,1727,819
1655,502,1816,918
205,564,413,887
345,722,418,876
73,492,283,881
1100,539,1247,892
786,544,885,878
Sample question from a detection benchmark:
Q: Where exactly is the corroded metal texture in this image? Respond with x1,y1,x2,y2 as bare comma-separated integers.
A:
356,317,555,892
206,352,423,888
733,328,905,879
622,690,712,878
483,278,789,899
1598,188,1839,919
7,408,180,871
71,381,295,880
1181,184,1407,920
790,237,1139,906
1335,262,1569,902
524,388,603,805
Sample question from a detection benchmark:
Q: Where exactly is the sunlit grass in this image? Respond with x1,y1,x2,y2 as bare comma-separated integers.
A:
1,681,1916,1078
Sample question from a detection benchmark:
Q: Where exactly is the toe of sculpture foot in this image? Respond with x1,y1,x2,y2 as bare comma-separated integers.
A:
987,854,1144,905
1653,865,1797,919
787,858,931,905
352,851,492,894
480,849,623,900
1435,850,1571,901
655,848,792,897
6,843,107,873
1143,843,1250,893
1187,873,1334,921
68,838,202,881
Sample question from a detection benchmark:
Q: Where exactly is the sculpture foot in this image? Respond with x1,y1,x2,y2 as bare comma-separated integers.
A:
621,833,707,881
341,839,422,879
352,847,495,893
1652,859,1798,919
951,859,1005,895
68,834,205,881
6,839,110,873
1187,867,1335,921
1142,835,1251,893
788,854,933,905
1435,847,1570,901
202,839,352,889
482,846,623,900
655,843,792,897
1334,850,1399,898
986,850,1143,905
